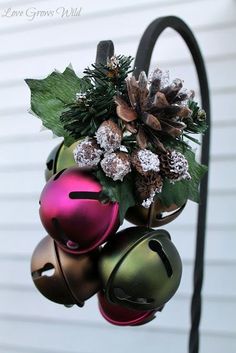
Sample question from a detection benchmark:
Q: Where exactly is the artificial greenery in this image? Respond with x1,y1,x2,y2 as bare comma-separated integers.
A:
25,66,83,146
158,148,207,207
94,170,136,223
185,100,208,134
26,55,208,224
60,55,133,144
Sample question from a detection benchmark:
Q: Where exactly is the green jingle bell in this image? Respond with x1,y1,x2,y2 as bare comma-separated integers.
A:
45,141,78,181
44,143,61,181
99,227,182,311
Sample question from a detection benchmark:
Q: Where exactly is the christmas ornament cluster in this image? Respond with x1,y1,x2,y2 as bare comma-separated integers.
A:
26,53,207,326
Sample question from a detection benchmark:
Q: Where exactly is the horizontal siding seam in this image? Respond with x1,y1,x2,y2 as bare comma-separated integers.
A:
0,154,234,173
1,33,236,63
0,189,235,200
1,283,236,303
0,0,216,37
1,313,236,338
1,254,236,267
2,51,236,88
0,342,91,353
0,223,234,231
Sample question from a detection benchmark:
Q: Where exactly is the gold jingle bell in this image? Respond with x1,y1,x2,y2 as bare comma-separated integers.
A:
31,236,101,306
45,141,79,181
125,200,186,228
99,226,182,311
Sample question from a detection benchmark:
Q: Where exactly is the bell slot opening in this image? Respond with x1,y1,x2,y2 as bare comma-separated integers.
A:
113,287,154,304
69,191,101,200
156,213,163,220
53,169,66,180
148,239,173,277
46,159,54,171
156,208,179,220
32,263,55,279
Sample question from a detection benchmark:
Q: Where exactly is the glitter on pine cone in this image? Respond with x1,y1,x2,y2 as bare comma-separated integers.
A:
135,172,163,208
101,151,131,181
73,137,103,168
115,68,194,146
96,120,122,152
107,56,120,70
160,150,191,183
197,109,207,121
131,149,160,176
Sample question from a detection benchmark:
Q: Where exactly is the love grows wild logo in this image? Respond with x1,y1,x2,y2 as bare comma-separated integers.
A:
1,7,82,21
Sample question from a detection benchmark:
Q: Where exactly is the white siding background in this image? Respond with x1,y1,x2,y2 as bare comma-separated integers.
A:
0,0,235,352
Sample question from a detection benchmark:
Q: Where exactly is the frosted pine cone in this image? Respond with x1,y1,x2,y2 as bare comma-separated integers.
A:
101,151,131,181
96,120,122,152
131,149,160,176
115,68,193,148
136,172,163,208
73,137,103,168
160,150,191,183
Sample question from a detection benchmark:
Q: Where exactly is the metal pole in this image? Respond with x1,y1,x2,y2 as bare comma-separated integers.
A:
133,16,211,353
96,15,210,351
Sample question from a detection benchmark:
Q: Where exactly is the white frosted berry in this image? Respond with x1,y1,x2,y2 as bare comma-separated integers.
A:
138,149,160,173
96,120,122,152
73,137,103,168
101,152,131,181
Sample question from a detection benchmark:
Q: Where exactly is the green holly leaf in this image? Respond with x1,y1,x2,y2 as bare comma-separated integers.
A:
158,148,207,207
94,170,136,224
25,66,83,145
158,179,189,207
184,148,208,202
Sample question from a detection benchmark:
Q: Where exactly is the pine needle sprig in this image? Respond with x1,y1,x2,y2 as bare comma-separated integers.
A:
184,100,208,134
84,55,133,88
60,55,133,144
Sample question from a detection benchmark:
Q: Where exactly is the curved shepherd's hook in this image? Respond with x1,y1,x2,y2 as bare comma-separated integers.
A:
95,15,210,353
134,16,211,353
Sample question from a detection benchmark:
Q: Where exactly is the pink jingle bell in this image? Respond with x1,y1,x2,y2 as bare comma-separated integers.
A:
98,291,159,326
39,167,119,254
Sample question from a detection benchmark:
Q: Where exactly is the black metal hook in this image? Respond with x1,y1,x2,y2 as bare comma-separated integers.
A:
134,16,210,353
95,40,114,65
95,15,210,352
